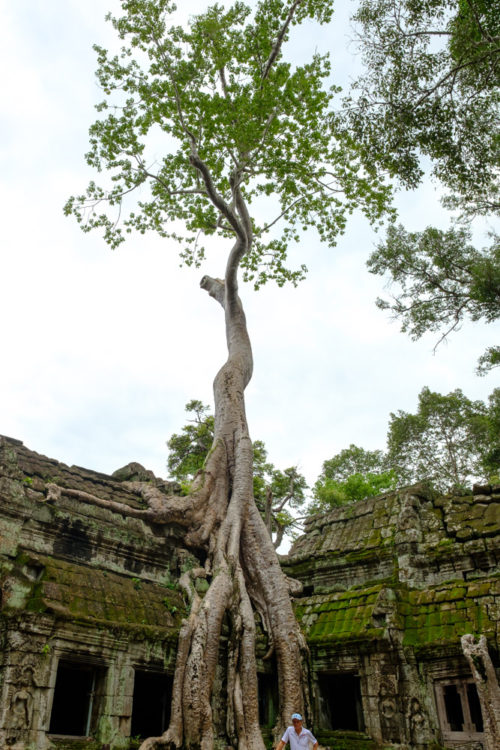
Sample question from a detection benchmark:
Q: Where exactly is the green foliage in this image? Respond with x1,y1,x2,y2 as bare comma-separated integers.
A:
346,0,499,212
386,387,499,492
368,225,500,373
162,598,178,614
311,388,500,512
167,400,215,481
345,0,499,371
167,400,307,545
65,0,391,288
311,444,397,513
319,444,387,483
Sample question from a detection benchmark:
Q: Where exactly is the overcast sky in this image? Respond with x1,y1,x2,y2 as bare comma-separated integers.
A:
1,1,497,508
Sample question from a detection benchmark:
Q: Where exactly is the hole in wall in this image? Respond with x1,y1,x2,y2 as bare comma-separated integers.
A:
49,661,106,736
318,673,364,731
130,670,173,738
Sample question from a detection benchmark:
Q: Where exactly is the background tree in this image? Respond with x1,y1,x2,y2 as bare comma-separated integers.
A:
166,400,215,483
310,388,500,514
310,444,396,513
251,439,308,548
386,387,497,492
65,1,390,748
167,401,308,547
345,0,499,372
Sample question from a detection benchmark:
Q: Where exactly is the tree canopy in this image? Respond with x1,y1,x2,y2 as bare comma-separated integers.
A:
346,0,499,211
345,0,499,372
310,444,397,512
387,386,499,492
65,0,390,289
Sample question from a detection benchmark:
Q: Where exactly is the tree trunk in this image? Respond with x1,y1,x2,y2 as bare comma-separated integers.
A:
134,253,308,749
461,634,500,750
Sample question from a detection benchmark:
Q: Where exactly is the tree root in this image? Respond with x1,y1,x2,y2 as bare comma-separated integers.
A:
461,634,500,750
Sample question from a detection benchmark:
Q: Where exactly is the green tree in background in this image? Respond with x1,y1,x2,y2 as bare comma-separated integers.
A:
311,444,397,513
167,401,307,547
312,388,500,514
167,400,215,482
345,0,499,372
387,387,500,492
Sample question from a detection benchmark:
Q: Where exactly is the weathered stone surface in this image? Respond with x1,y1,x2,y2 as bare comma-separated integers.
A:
0,436,190,750
1,438,499,750
285,482,500,750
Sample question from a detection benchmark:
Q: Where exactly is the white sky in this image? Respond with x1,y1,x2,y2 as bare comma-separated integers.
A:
1,0,497,503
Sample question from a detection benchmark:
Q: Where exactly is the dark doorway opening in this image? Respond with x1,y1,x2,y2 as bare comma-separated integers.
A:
258,672,279,728
49,661,106,736
318,674,364,731
466,683,483,732
131,670,173,738
443,684,465,732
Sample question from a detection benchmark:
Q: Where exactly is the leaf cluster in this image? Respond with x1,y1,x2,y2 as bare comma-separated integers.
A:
368,224,500,372
65,0,391,288
345,0,499,212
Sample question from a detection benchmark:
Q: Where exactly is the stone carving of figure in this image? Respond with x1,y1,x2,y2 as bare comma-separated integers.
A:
408,697,427,745
378,678,400,743
10,688,33,729
9,663,37,730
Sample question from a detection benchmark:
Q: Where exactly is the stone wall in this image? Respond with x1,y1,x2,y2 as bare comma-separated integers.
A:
0,436,189,750
283,484,500,749
1,437,499,750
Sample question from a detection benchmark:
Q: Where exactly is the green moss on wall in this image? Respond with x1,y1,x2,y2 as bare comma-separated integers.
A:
18,555,187,636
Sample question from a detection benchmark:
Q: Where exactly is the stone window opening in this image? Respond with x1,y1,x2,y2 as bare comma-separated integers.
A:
435,678,484,742
257,671,279,728
317,673,365,732
130,669,173,738
48,660,106,737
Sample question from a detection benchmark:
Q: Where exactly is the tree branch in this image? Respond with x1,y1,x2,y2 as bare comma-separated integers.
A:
262,0,304,81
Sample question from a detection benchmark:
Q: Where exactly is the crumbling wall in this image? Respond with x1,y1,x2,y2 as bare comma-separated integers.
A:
0,436,190,750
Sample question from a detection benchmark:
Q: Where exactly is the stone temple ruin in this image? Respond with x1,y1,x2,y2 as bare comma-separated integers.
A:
0,434,499,750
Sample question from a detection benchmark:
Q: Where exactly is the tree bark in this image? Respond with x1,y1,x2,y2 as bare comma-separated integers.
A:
461,634,500,750
134,231,308,748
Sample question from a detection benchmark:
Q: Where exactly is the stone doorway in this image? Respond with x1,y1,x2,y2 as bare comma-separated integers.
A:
130,670,173,738
258,671,279,728
318,674,365,732
49,660,106,736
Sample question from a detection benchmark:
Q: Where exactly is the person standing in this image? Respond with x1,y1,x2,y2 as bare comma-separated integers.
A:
276,713,319,750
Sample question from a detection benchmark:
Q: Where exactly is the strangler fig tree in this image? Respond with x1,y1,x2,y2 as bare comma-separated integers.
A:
65,1,391,748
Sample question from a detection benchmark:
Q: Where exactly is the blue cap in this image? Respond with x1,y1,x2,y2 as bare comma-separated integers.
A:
291,713,303,721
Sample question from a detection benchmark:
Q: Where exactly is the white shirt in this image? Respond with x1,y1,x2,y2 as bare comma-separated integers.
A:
281,726,317,750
